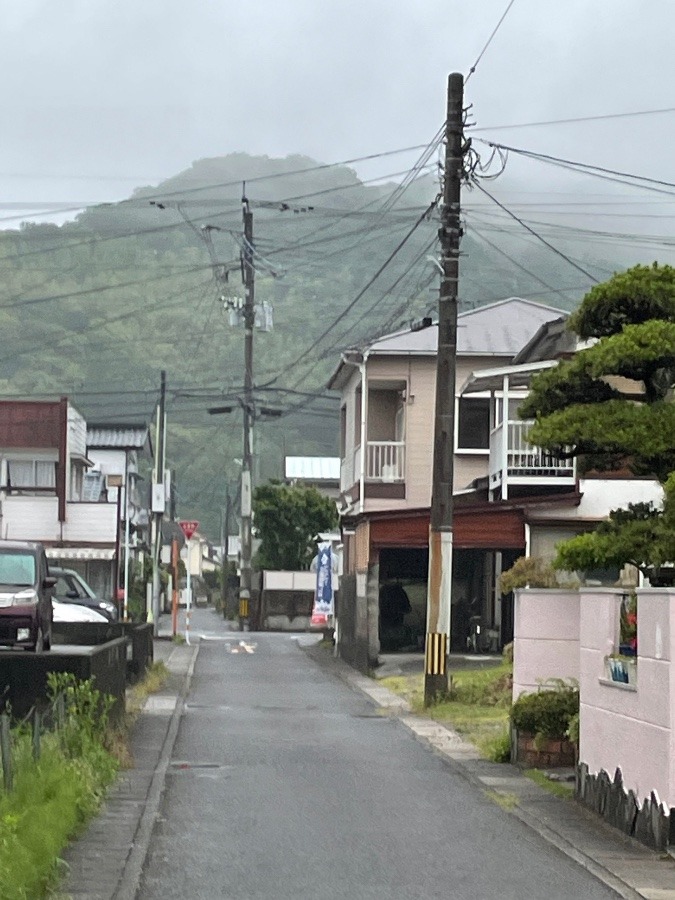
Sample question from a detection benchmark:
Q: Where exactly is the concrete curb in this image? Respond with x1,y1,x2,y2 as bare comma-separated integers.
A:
113,641,200,900
302,643,674,900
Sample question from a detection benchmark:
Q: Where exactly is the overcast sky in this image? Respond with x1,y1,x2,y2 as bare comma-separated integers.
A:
2,0,675,239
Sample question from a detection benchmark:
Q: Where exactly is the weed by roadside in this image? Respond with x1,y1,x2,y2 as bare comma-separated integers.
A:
126,661,170,725
0,676,119,900
524,768,575,800
381,662,513,761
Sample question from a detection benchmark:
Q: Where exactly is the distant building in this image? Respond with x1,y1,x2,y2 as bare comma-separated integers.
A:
284,456,340,501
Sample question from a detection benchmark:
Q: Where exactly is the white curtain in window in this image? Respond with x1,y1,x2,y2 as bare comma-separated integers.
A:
8,461,33,487
36,462,56,488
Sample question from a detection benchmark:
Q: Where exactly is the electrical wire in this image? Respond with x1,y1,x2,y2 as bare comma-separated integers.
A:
465,0,517,84
266,198,439,388
471,182,600,283
478,140,675,195
474,106,675,133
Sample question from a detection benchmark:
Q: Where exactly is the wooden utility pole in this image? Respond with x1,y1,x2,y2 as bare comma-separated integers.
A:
239,188,255,631
424,73,464,705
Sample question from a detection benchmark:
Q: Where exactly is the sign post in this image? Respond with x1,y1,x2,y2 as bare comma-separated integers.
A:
179,521,199,644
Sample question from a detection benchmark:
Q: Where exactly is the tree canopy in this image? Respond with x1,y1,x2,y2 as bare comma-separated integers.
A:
521,263,675,574
253,482,337,571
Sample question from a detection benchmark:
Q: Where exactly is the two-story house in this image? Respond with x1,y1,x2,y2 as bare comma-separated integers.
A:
0,399,118,593
330,297,662,667
330,298,567,661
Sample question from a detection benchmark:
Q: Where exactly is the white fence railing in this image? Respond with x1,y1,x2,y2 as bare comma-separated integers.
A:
366,441,405,482
490,420,575,485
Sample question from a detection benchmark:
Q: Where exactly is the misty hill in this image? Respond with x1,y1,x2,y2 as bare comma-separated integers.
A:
0,153,628,536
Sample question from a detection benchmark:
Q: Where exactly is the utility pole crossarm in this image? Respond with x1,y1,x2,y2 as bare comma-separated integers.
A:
424,72,465,706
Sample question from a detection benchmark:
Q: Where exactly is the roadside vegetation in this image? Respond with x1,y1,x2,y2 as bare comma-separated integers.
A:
0,663,169,900
381,658,513,761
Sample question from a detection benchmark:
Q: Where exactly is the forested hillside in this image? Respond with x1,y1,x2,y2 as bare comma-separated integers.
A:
0,153,625,536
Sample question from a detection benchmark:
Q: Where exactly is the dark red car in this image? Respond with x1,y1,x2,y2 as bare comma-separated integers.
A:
0,541,54,651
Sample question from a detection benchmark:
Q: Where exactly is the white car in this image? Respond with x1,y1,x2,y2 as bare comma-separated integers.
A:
52,600,108,623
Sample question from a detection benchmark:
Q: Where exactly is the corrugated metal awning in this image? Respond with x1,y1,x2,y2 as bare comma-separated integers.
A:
46,547,116,561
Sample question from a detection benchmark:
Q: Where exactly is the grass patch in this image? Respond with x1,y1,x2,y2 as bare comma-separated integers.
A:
524,768,575,800
381,662,513,761
126,661,170,723
0,676,119,900
484,789,518,811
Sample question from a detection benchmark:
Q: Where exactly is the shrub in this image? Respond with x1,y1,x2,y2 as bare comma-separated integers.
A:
511,685,579,740
479,728,512,762
499,556,578,594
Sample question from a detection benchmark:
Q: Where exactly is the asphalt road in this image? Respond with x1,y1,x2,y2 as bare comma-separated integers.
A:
139,610,617,900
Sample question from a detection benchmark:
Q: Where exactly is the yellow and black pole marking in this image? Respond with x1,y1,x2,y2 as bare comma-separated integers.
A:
424,632,448,704
425,632,447,675
239,596,249,621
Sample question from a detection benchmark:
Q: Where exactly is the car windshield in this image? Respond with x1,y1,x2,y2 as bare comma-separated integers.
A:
0,552,36,587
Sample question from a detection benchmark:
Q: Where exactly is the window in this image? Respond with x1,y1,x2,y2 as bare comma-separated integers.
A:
457,398,490,450
7,459,56,491
0,551,36,587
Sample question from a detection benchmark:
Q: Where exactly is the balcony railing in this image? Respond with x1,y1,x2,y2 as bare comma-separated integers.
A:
341,441,406,490
366,441,405,482
490,420,574,490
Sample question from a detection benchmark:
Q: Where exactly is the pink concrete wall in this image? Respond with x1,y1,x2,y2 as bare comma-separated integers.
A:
579,588,674,810
512,589,580,701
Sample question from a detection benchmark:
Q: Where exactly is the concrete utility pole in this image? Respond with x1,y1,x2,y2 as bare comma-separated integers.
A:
240,187,255,631
424,73,465,706
151,369,167,630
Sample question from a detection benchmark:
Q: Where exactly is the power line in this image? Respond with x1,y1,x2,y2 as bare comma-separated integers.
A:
130,143,436,206
269,198,439,388
474,106,675,133
479,139,675,194
465,0,517,84
467,223,575,303
472,182,600,283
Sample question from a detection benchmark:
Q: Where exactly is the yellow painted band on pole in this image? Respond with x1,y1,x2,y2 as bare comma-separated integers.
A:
424,632,447,676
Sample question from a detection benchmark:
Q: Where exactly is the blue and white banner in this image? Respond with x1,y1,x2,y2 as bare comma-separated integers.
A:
312,543,334,624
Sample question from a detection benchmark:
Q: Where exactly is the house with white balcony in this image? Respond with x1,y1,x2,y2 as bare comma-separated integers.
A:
329,300,661,667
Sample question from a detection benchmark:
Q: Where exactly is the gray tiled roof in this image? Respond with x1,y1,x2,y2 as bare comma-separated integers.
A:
367,298,566,357
87,425,150,450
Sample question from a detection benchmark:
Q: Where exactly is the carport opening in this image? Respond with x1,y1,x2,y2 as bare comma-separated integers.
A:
378,548,428,652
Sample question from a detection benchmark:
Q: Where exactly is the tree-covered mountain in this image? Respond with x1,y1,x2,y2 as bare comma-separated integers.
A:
0,153,631,537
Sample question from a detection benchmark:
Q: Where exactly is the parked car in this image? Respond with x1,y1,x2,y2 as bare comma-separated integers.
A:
52,600,108,623
50,566,118,622
0,540,54,651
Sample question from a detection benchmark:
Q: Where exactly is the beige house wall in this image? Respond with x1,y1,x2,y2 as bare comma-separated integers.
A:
338,353,511,515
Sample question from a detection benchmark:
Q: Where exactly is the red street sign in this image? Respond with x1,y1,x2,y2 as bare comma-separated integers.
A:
179,520,199,540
